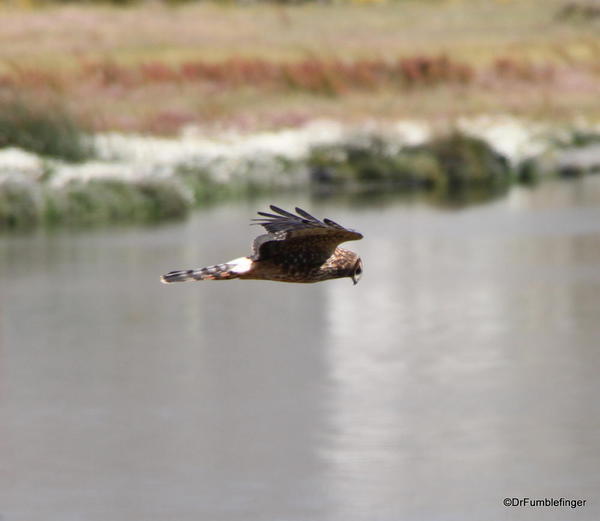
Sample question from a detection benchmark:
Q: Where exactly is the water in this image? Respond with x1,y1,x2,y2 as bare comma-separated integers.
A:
1,178,600,521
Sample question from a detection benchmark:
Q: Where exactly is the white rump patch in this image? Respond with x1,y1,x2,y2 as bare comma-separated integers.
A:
227,256,253,274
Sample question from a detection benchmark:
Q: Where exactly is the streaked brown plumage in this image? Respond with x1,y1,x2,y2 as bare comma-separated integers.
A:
161,205,363,285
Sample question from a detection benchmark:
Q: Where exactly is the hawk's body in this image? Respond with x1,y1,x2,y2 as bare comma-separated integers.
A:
161,206,363,285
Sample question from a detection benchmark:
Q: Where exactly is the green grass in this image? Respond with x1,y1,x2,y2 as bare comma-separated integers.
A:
0,95,94,162
43,179,191,225
308,133,511,190
0,181,42,229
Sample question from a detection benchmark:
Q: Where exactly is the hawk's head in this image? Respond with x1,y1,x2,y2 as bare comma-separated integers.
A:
351,258,363,285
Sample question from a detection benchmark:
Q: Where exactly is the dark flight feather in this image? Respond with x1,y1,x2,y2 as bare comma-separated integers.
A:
251,205,362,266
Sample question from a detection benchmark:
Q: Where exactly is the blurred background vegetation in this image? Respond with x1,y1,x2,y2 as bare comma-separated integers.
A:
1,0,599,228
0,0,599,135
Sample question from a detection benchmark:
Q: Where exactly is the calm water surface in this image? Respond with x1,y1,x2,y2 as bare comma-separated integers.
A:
1,178,600,521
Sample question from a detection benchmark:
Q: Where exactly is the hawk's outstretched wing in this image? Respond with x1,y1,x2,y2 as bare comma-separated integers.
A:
251,205,362,267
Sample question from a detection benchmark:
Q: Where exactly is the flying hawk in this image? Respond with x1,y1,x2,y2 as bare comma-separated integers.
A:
161,205,363,284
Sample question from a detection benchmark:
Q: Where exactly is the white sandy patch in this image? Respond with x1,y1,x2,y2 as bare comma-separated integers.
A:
2,117,600,190
0,147,45,183
457,115,549,164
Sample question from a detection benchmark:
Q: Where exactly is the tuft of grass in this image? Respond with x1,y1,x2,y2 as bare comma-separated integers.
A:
135,179,192,220
0,95,94,162
409,133,510,189
516,157,541,184
308,132,510,191
43,179,191,226
176,165,236,203
0,181,41,229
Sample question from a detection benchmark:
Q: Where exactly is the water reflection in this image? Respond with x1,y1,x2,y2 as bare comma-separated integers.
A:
322,192,600,519
1,178,600,521
312,181,510,210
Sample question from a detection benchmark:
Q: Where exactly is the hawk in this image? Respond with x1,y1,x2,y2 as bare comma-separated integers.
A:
161,205,363,285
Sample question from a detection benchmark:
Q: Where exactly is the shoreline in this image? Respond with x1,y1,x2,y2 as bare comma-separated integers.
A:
2,117,600,229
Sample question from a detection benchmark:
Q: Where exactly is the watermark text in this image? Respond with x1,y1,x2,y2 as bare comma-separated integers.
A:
504,497,587,509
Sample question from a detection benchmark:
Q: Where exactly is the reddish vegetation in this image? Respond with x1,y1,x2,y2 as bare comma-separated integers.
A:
1,55,480,94
1,53,592,134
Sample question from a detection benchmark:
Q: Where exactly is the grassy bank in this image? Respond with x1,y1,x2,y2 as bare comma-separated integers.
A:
3,124,600,230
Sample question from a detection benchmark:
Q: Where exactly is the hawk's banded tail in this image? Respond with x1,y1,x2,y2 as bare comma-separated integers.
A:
160,257,252,283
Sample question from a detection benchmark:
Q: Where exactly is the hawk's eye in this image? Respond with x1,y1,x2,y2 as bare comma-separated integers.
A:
355,266,362,275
